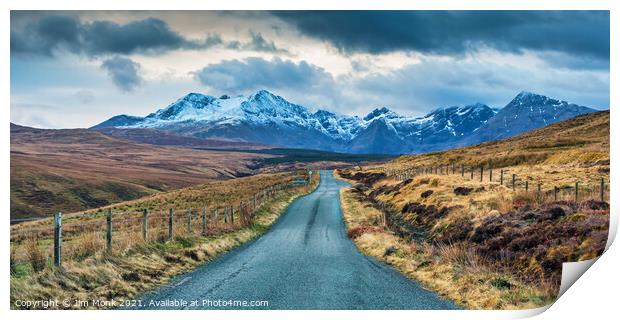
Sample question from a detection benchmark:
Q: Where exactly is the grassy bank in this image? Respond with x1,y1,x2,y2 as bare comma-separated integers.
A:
10,173,320,309
338,182,554,309
334,112,609,309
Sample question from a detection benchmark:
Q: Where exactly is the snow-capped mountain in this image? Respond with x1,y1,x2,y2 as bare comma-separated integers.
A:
93,90,597,154
463,91,597,145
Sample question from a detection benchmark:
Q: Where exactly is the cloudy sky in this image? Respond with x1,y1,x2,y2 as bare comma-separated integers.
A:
10,10,610,128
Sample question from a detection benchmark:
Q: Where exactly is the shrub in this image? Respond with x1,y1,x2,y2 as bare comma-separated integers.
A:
436,217,473,243
491,276,513,289
25,237,46,272
10,246,18,275
347,225,381,239
420,190,434,198
70,232,104,260
454,187,473,196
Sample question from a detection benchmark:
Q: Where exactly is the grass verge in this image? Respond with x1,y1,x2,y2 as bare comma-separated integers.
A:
337,177,556,310
10,174,320,310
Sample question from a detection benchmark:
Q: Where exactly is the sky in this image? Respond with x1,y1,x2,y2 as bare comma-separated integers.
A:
10,10,610,129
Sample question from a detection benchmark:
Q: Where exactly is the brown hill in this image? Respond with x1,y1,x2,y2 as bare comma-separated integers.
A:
392,110,609,169
10,123,273,219
94,127,267,149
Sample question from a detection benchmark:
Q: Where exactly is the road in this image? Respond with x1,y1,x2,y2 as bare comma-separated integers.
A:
131,170,460,310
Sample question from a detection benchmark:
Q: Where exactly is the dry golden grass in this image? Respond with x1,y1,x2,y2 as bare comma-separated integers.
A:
10,172,317,263
335,112,609,309
10,173,320,309
25,237,47,273
340,111,609,236
339,186,555,309
385,111,609,170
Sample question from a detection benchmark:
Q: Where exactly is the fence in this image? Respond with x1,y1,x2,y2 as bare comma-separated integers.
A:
382,163,609,203
10,174,313,269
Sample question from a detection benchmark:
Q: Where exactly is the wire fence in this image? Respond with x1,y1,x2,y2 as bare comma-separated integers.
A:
10,172,315,270
381,163,609,203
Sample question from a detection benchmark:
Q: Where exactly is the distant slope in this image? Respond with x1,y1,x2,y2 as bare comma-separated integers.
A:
197,147,394,165
10,123,273,218
392,110,609,169
94,127,267,149
463,91,597,145
93,114,144,128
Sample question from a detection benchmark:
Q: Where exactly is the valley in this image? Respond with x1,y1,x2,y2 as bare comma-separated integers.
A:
10,123,388,219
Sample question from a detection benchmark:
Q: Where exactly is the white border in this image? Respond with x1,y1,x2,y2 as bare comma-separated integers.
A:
2,1,617,319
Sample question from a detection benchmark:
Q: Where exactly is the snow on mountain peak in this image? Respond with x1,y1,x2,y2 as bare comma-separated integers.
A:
93,90,596,154
363,107,399,121
511,91,559,106
505,91,583,115
112,90,503,143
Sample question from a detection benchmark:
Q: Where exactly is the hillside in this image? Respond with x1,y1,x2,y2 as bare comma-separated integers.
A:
336,111,609,309
10,123,274,219
93,127,267,149
391,110,609,170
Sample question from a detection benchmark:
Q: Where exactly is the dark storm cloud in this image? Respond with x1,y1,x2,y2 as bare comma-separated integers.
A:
347,57,609,113
246,32,285,52
11,14,218,57
272,11,610,60
100,56,142,92
193,57,333,92
225,32,287,53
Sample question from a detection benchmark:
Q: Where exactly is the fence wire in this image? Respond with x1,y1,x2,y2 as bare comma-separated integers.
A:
10,175,312,267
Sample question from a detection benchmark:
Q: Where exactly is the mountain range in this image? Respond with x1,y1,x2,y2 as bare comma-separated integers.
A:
93,90,597,154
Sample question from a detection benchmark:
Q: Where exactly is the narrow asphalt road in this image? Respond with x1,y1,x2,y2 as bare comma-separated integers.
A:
131,170,460,310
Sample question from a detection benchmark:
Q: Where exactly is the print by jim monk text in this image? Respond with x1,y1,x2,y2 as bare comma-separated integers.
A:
13,298,270,309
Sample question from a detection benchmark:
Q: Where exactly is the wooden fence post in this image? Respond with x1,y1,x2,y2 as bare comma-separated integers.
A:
489,167,493,182
554,186,558,201
187,208,192,233
461,165,465,177
381,202,387,228
500,170,504,185
512,174,516,191
381,206,387,228
525,181,529,192
168,208,174,241
480,166,483,182
452,163,455,174
224,207,228,223
470,167,474,179
600,178,605,202
106,209,113,252
230,206,234,225
202,207,207,235
142,208,148,241
53,212,62,267
575,182,579,203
